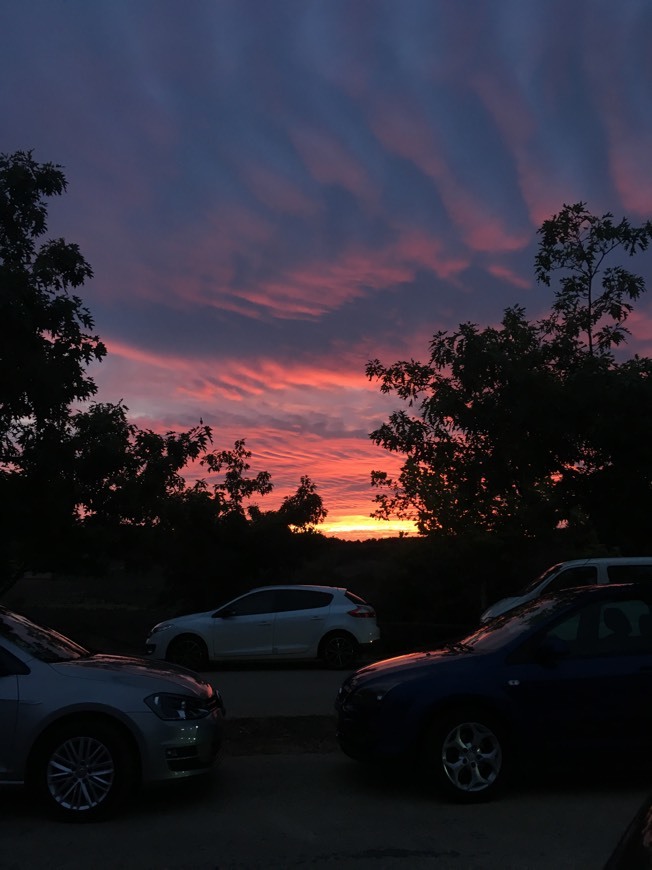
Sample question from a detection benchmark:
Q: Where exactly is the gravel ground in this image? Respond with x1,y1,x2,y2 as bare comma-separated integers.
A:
225,715,338,755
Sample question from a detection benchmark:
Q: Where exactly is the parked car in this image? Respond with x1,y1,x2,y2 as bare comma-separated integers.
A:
146,585,380,670
604,793,652,869
0,606,225,821
481,557,652,622
336,583,652,802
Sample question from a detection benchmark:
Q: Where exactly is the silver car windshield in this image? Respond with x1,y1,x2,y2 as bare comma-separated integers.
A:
0,608,89,662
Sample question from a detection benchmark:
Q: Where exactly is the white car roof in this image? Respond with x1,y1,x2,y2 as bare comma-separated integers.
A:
245,584,347,593
555,557,652,567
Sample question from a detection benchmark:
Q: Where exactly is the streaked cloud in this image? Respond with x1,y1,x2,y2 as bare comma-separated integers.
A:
3,0,652,538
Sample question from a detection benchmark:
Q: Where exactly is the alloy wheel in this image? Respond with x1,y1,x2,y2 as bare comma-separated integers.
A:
322,634,358,668
47,735,115,813
441,720,502,794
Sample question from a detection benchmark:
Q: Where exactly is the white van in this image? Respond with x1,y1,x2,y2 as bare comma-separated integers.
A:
480,557,652,622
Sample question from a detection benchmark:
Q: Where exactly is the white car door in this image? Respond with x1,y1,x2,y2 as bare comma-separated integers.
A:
210,589,277,658
272,589,333,656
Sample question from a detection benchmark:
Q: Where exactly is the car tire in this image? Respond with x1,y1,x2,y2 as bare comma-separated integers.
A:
166,634,209,671
424,708,509,803
319,632,359,669
30,718,138,822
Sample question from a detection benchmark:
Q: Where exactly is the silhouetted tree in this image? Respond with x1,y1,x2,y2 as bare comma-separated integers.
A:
199,439,273,515
367,204,652,547
0,151,107,584
536,202,652,355
0,151,288,592
277,476,327,530
0,151,105,462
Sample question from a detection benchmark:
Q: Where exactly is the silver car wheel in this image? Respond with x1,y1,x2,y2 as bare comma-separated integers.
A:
441,720,502,794
47,735,116,812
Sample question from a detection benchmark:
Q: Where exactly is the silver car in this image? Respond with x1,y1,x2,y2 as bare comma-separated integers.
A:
0,606,225,821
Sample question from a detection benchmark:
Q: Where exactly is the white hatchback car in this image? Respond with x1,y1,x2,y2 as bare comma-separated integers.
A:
481,556,652,622
145,585,380,670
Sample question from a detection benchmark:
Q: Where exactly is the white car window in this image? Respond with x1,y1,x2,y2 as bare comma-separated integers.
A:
221,590,278,616
275,590,333,612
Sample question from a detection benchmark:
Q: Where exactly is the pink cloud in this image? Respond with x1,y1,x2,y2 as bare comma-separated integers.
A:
486,262,532,291
391,228,468,280
290,126,378,205
147,234,425,321
101,336,384,402
369,95,529,253
472,71,582,226
606,135,652,217
240,162,319,216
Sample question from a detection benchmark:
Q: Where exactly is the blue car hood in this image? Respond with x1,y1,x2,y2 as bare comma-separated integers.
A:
353,646,479,682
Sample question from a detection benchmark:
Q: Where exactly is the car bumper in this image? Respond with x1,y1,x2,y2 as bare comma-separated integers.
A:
336,715,378,762
144,635,168,658
335,690,407,763
136,705,225,784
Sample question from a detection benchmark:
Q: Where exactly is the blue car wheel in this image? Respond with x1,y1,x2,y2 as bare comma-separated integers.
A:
427,708,509,802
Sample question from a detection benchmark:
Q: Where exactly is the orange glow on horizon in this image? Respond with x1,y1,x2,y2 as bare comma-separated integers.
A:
319,515,418,541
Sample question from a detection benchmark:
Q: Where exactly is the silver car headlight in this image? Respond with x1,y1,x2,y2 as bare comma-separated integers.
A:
145,692,212,720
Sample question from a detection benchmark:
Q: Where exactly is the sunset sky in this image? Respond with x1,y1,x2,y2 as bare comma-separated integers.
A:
3,0,652,539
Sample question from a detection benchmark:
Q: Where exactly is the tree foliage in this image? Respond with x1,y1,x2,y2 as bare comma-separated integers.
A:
0,151,106,462
536,202,652,354
199,439,273,515
367,204,652,548
277,475,328,530
0,150,327,592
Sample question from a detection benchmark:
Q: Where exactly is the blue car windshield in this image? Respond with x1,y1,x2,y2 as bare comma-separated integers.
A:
0,608,89,662
461,593,577,652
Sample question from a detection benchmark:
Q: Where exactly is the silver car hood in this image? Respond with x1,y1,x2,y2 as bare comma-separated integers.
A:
49,654,211,694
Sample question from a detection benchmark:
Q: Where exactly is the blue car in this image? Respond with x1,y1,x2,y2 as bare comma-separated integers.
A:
336,584,652,802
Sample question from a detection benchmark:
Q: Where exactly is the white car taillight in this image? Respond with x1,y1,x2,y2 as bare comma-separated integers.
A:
348,606,376,618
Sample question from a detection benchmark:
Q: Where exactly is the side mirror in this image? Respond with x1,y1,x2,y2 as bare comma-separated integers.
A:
215,608,236,619
537,635,570,666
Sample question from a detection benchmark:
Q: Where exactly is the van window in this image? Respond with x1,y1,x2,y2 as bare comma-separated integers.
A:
607,564,652,583
545,565,598,594
521,564,562,594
